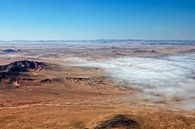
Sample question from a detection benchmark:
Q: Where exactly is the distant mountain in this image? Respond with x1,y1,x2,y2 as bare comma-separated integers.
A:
0,39,195,45
2,49,21,53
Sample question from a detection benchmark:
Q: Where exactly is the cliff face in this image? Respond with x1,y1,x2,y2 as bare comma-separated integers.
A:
0,60,48,81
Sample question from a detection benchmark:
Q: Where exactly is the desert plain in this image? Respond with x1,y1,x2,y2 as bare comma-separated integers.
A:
0,40,195,129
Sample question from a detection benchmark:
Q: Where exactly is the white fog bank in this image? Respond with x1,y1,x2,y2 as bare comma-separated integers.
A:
68,54,195,108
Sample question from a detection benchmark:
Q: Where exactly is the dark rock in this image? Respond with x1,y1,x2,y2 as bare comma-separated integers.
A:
40,79,53,83
40,78,63,84
0,71,18,81
2,60,48,72
94,114,140,129
1,49,22,53
151,50,158,53
65,77,90,81
0,60,49,82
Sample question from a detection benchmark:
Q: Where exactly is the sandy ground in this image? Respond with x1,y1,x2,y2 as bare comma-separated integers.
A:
0,43,195,129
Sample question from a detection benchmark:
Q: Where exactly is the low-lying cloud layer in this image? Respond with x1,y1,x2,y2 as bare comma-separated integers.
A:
69,54,195,107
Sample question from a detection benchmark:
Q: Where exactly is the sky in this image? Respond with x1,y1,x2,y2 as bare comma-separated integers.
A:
0,0,194,40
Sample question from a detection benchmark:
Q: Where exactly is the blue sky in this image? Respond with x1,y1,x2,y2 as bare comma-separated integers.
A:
0,0,194,40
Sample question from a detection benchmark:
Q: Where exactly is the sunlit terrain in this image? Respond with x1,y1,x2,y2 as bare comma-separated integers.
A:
0,40,195,129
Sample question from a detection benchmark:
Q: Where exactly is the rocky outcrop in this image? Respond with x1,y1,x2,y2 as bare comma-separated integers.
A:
0,60,49,81
1,49,21,53
94,114,140,129
40,78,62,84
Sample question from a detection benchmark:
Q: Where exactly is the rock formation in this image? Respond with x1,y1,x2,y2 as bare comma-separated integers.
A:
0,60,48,82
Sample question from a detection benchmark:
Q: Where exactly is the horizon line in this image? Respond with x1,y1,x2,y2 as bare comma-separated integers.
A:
0,39,195,42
